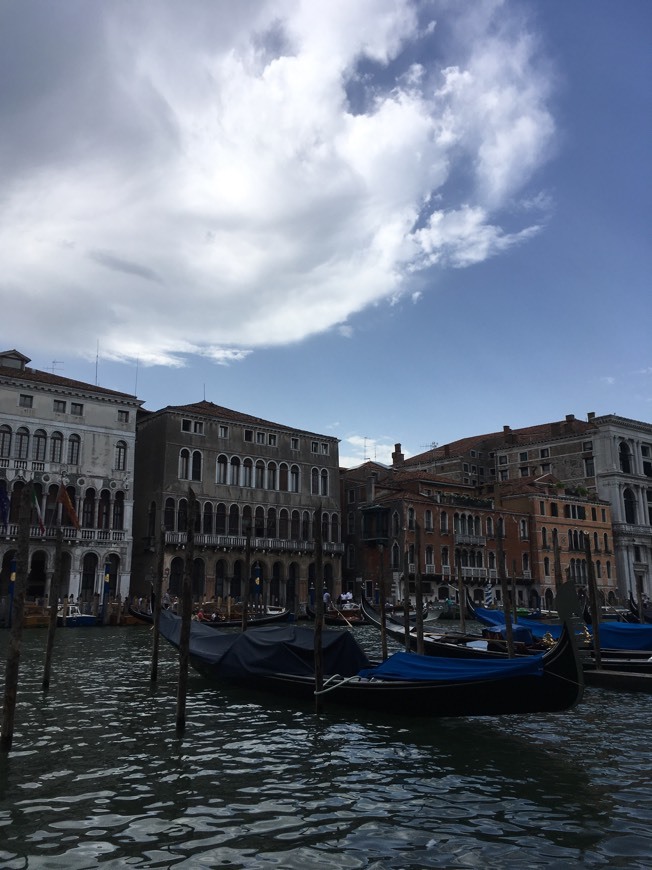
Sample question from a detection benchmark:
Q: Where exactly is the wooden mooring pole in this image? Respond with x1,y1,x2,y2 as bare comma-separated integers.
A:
314,505,324,712
1,483,32,751
497,529,515,658
176,489,196,733
42,528,63,691
414,522,424,655
584,535,602,670
150,525,166,684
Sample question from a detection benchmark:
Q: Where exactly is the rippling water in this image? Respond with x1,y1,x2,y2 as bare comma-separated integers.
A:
1,623,651,869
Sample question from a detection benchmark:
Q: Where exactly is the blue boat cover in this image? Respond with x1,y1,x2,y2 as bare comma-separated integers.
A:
358,650,545,682
159,609,372,679
595,621,652,651
474,607,564,639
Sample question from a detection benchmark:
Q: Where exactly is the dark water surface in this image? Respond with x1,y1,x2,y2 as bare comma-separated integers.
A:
0,624,651,869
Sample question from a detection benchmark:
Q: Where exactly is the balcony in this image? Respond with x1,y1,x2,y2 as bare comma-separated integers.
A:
164,531,344,555
454,534,487,546
2,524,126,544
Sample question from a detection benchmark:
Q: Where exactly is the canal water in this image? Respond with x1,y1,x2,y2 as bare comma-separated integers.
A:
0,623,651,869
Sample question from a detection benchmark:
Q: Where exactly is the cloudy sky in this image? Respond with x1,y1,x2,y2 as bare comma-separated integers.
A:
2,0,650,466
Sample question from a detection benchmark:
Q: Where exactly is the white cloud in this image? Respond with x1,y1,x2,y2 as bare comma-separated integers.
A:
0,0,555,366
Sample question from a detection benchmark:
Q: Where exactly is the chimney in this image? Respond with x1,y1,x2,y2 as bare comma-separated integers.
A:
565,414,575,422
366,475,375,503
503,425,511,433
392,443,404,467
587,411,596,422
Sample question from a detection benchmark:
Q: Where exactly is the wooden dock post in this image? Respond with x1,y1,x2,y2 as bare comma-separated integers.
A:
150,525,166,684
414,521,424,655
584,535,602,670
1,483,32,751
313,505,324,712
176,489,196,733
497,528,515,657
242,523,251,632
42,528,63,691
378,543,388,661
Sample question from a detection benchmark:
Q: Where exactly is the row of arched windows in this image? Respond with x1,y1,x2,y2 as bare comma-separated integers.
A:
178,451,330,496
0,481,125,530
156,498,340,543
0,425,127,470
401,508,503,538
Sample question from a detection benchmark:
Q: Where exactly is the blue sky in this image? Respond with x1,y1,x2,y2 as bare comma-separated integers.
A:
2,1,650,467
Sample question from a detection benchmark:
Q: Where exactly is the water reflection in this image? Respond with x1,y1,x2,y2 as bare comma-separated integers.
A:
0,626,651,868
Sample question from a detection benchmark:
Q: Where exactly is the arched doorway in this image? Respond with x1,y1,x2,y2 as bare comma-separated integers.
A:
27,549,48,601
104,554,120,598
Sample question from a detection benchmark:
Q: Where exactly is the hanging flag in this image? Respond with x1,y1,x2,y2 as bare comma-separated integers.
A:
57,484,81,530
31,488,46,534
0,487,9,526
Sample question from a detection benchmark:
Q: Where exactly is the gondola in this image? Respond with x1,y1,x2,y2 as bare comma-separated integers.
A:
305,602,366,626
146,585,584,717
129,603,291,628
628,593,652,624
361,598,548,659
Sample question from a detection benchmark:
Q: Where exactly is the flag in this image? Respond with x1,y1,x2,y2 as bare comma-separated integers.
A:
57,484,80,530
0,487,9,526
31,488,46,534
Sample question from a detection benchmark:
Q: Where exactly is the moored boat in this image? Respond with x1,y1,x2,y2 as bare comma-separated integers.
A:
150,591,584,717
57,604,97,627
305,602,366,626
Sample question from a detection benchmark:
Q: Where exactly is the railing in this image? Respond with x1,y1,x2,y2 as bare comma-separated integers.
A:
454,534,487,546
425,565,435,574
1,524,126,543
164,530,344,555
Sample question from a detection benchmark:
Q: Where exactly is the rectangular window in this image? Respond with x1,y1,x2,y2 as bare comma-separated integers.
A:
584,458,595,476
256,431,265,444
539,501,545,515
550,503,558,517
499,469,508,481
118,410,129,423
193,421,204,435
19,394,33,408
54,400,66,413
463,463,469,472
268,434,277,447
519,451,528,462
321,442,329,455
499,455,507,465
71,402,83,416
291,437,299,450
311,441,319,453
520,467,529,477
182,419,192,432
541,463,551,474
601,508,606,522
219,425,228,438
244,429,253,442
540,447,550,458
582,441,593,451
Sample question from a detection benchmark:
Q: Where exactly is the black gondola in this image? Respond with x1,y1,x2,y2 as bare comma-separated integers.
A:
305,603,366,626
145,583,584,718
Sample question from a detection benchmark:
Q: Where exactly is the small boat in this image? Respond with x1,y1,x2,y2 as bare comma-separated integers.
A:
151,585,584,718
583,668,652,694
628,593,652,624
198,604,292,628
305,602,366,626
57,604,97,627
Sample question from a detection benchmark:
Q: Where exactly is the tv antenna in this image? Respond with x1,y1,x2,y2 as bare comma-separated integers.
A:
50,360,64,375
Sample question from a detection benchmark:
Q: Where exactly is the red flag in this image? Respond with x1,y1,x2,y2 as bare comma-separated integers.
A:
57,484,80,530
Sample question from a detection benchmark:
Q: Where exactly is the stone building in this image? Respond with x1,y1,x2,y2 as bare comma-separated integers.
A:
0,349,140,618
399,412,651,602
131,400,343,610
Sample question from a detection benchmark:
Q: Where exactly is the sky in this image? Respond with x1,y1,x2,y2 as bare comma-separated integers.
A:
1,0,650,468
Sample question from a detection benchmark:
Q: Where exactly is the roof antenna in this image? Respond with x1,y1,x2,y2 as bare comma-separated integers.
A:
134,357,139,396
51,360,64,375
95,341,100,385
203,383,206,401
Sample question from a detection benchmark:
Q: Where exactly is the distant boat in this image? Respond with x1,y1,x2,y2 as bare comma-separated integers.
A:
57,605,97,627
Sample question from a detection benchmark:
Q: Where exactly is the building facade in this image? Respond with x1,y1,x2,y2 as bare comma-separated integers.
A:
0,349,140,620
401,412,650,602
131,401,343,611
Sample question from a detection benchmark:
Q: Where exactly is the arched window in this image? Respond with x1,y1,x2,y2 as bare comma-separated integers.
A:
392,511,400,537
255,460,265,488
486,516,493,536
268,462,278,491
425,546,434,566
16,427,30,460
331,514,339,544
164,498,175,530
243,458,253,487
178,499,188,532
301,511,310,541
279,509,289,539
408,507,415,531
242,505,253,536
115,440,127,471
320,469,328,496
50,431,63,463
32,429,47,462
279,463,289,491
254,506,264,537
229,456,240,485
311,468,319,495
623,488,637,524
191,450,202,481
542,527,548,548
424,509,433,531
0,425,11,458
391,543,400,571
67,434,81,465
229,504,240,536
441,511,448,533
99,489,111,529
290,465,300,493
216,503,226,535
544,556,550,576
291,510,300,540
203,502,213,534
267,507,277,538
321,510,329,542
82,489,96,528
112,491,124,529
179,449,190,480
216,454,228,484
619,441,632,474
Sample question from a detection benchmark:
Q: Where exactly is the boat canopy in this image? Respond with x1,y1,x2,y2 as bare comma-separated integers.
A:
595,622,652,651
160,610,371,679
358,650,545,683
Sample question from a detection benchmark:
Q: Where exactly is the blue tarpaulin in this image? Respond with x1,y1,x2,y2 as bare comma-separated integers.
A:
358,650,545,683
